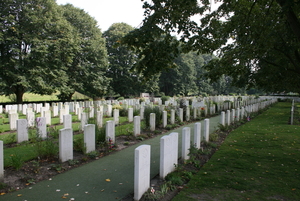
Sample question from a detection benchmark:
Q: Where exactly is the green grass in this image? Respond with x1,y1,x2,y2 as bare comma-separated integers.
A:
173,102,300,201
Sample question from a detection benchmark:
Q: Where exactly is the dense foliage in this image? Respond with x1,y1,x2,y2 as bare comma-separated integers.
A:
122,0,300,94
0,0,109,103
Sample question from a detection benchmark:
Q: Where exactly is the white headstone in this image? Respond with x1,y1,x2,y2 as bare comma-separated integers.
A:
96,110,103,128
170,109,175,124
160,135,172,178
150,113,156,131
194,122,201,149
128,108,133,122
134,145,151,201
9,113,18,130
106,120,115,143
113,109,119,125
44,110,51,125
204,119,210,142
81,112,88,131
59,128,73,162
162,111,167,128
17,119,28,143
182,127,190,160
36,117,47,139
63,114,72,129
179,108,183,122
220,111,225,126
84,124,95,153
134,116,141,136
27,111,35,127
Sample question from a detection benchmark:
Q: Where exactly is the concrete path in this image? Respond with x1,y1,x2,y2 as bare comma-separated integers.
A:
2,115,221,201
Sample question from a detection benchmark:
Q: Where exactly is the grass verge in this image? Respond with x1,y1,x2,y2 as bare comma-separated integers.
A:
172,102,300,201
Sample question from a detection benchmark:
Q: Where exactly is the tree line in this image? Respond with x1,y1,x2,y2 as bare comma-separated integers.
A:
1,0,262,104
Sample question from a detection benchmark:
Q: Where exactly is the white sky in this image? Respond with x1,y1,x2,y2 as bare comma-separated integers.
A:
56,0,145,32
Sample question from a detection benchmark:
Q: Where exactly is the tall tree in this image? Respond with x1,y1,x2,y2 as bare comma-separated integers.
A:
60,4,109,101
123,0,300,94
103,23,142,97
0,0,75,103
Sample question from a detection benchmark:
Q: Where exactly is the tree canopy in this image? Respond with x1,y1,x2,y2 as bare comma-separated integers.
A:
122,0,300,94
0,0,109,103
0,0,74,103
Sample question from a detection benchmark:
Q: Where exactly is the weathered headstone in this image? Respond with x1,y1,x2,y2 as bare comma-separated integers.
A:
84,124,95,153
59,128,73,162
162,111,167,128
113,109,119,125
169,132,178,168
17,119,28,143
9,113,18,130
194,122,201,149
44,110,51,125
128,108,133,122
36,117,47,139
63,114,72,129
182,127,190,160
170,109,175,124
27,111,35,127
106,120,115,143
220,111,225,126
150,113,156,131
204,119,210,142
134,116,141,136
96,110,103,128
226,110,231,125
81,112,88,131
53,106,59,117
160,135,172,178
179,108,183,122
134,145,151,201
59,108,66,124
186,107,190,121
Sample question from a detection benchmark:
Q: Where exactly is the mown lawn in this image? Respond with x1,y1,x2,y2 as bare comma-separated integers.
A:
173,102,300,201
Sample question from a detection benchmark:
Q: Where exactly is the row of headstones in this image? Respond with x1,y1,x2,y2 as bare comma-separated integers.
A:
219,99,277,126
7,97,276,131
133,98,278,200
134,119,210,200
0,122,96,182
1,95,268,116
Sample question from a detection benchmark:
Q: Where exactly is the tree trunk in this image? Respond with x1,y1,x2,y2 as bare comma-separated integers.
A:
15,87,24,104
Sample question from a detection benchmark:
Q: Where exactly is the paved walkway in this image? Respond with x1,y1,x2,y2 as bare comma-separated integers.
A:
2,115,221,201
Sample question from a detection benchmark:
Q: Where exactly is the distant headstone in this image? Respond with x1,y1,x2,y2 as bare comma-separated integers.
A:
63,114,72,129
44,110,51,125
9,113,18,131
27,111,35,127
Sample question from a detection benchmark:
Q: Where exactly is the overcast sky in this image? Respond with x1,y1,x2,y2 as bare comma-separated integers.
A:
56,0,145,32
